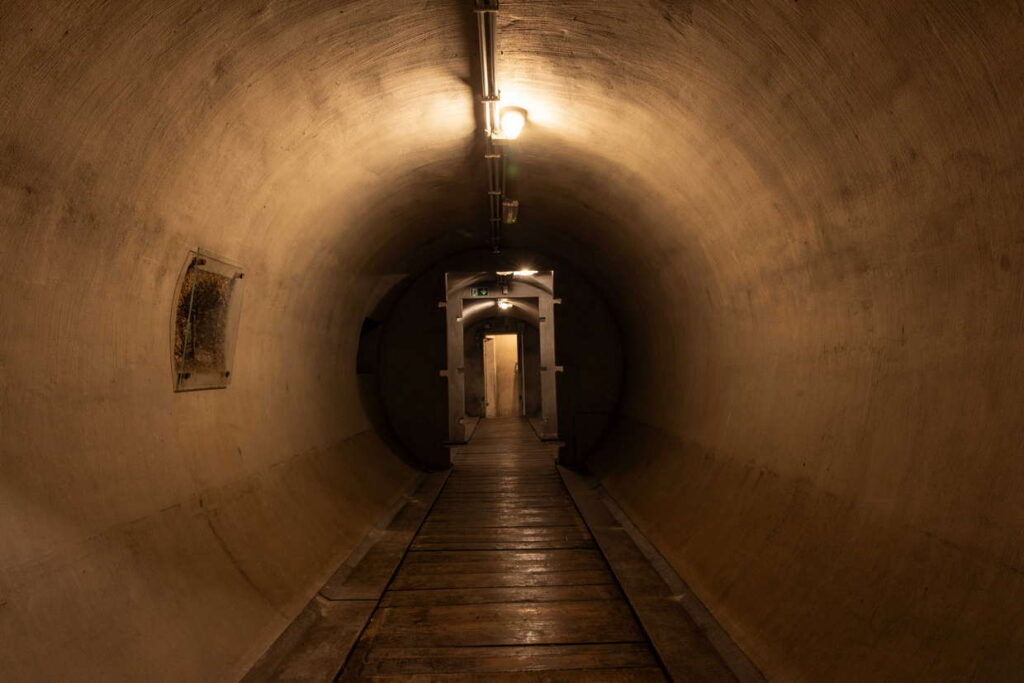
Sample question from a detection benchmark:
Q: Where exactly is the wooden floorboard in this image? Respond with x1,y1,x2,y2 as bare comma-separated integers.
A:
349,669,668,682
364,600,647,647
359,643,660,675
397,548,608,571
338,417,668,681
379,584,623,608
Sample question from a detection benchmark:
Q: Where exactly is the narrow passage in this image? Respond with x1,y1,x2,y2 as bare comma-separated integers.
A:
338,417,667,680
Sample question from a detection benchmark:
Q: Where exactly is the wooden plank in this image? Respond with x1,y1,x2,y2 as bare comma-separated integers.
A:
411,536,593,551
422,512,579,527
451,466,556,471
440,485,567,494
441,485,564,493
398,548,606,571
442,479,561,483
430,495,573,505
442,473,559,478
338,601,389,682
440,489,566,496
426,509,575,520
360,643,660,674
448,471,560,476
454,453,556,459
413,526,590,543
391,568,613,589
391,549,611,589
454,456,556,462
424,511,577,521
410,540,596,551
365,600,647,647
427,502,573,510
451,471,556,475
414,525,588,541
379,584,622,607
426,510,576,520
451,464,555,471
443,482,561,489
432,492,570,500
428,500,575,511
351,668,666,681
456,449,554,453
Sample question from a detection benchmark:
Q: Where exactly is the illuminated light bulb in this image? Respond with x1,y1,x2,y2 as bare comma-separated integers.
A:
497,298,513,310
498,108,527,140
513,269,537,276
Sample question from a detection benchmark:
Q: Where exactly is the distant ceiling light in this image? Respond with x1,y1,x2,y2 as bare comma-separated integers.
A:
497,298,513,310
497,108,527,140
513,269,537,276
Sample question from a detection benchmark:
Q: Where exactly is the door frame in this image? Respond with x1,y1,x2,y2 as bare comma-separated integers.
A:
442,270,560,442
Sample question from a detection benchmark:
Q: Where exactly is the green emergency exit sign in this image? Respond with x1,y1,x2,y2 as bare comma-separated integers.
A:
471,287,489,296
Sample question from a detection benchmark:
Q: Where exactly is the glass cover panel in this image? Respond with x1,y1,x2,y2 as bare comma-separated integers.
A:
172,251,245,391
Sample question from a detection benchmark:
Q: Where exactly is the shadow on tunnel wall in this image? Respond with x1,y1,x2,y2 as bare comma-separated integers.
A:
355,276,424,470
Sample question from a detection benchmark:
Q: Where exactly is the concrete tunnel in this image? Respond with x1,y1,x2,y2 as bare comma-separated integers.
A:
2,0,1023,680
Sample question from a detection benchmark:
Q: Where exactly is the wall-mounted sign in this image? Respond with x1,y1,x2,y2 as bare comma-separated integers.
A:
172,250,245,392
471,287,489,296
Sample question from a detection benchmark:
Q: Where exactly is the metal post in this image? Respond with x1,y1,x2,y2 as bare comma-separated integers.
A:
443,279,467,444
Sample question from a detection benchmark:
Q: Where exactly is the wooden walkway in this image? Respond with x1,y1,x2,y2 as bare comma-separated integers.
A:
338,417,668,680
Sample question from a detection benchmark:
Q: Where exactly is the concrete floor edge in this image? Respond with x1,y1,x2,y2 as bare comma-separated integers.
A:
558,467,767,683
240,468,450,682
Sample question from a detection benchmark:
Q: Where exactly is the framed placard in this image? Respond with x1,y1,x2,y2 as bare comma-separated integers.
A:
171,250,245,392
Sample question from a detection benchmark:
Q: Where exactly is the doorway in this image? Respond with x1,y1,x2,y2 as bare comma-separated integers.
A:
443,270,559,443
483,334,521,417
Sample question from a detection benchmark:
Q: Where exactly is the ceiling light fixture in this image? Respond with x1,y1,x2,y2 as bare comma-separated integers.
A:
513,269,537,276
497,107,527,140
497,298,513,310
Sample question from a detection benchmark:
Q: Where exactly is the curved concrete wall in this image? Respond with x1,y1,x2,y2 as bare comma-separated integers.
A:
0,1,466,679
1,1,1022,681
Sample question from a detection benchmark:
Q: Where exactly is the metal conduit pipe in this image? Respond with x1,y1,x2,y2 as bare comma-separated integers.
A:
487,141,505,252
475,0,499,136
475,0,505,253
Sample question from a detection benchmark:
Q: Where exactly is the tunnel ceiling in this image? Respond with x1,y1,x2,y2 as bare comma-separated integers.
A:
9,1,1020,292
3,0,1024,681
